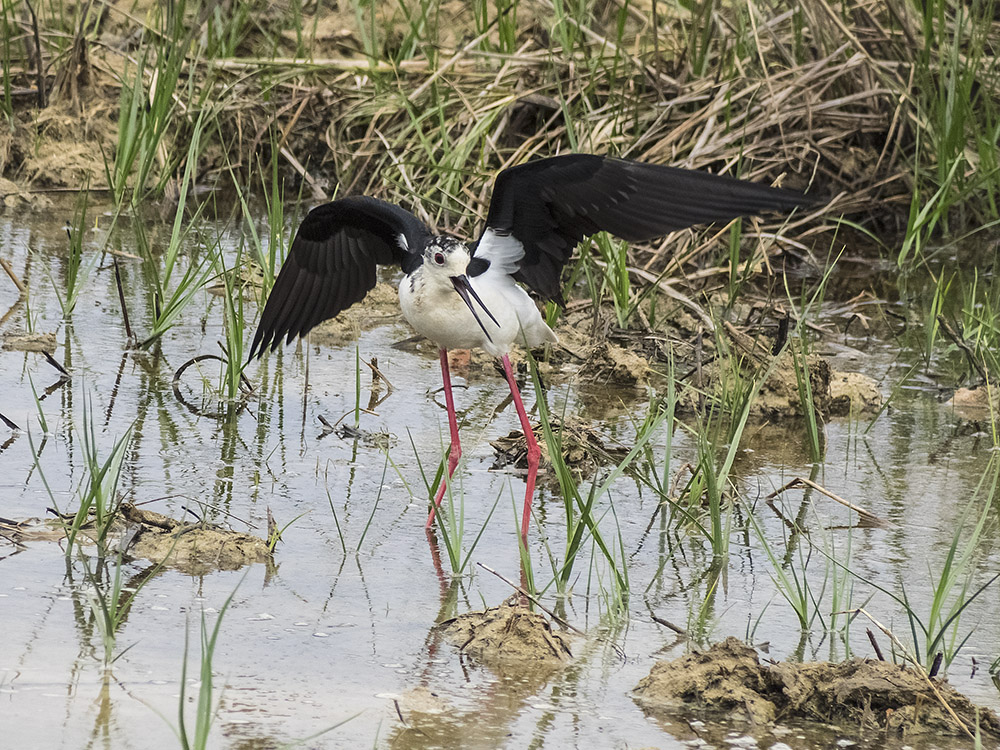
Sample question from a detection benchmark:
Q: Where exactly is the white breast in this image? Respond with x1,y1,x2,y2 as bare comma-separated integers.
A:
398,249,556,357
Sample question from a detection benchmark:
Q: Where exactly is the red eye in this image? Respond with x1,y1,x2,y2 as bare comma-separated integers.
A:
434,252,445,265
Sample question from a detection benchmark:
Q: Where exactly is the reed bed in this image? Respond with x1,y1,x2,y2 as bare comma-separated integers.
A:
1,0,997,261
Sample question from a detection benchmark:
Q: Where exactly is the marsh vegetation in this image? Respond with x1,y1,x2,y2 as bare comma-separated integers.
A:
2,0,1000,747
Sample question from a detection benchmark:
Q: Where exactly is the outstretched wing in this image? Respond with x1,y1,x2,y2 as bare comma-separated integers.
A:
249,196,430,359
474,154,816,301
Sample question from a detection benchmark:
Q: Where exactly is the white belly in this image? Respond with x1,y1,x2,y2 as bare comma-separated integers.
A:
398,273,556,357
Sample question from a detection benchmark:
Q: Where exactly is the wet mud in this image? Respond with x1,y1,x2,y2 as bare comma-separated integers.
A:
634,637,1000,741
121,503,272,574
0,504,271,575
437,597,573,672
490,415,629,477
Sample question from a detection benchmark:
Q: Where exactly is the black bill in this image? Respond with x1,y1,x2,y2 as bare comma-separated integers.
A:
451,275,500,343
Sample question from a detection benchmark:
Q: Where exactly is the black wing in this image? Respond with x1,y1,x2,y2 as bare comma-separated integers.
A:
248,196,430,359
476,154,816,301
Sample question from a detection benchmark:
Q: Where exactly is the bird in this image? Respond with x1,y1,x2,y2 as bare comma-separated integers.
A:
248,153,815,542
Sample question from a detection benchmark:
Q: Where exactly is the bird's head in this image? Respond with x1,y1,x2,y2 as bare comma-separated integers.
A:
421,235,499,342
422,235,471,279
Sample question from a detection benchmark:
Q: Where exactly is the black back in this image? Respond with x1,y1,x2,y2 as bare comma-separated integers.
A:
478,154,815,301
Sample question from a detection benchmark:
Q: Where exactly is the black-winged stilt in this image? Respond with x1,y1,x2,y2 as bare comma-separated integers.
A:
248,154,814,541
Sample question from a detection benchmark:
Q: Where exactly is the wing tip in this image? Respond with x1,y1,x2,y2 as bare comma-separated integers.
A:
246,332,267,363
247,326,291,362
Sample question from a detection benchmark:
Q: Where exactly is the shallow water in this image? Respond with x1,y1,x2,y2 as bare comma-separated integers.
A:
2,200,999,749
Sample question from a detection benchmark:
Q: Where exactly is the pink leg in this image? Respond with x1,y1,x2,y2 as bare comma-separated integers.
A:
426,349,462,529
501,354,538,543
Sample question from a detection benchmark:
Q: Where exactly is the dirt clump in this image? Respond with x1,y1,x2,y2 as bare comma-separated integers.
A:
678,321,883,419
537,307,882,417
206,262,266,298
122,502,271,575
548,313,651,386
0,176,41,208
947,383,999,411
636,638,782,724
634,637,1000,739
829,370,883,414
3,331,57,352
1,504,271,575
723,322,883,419
4,99,118,192
748,351,835,419
437,596,572,672
583,341,649,385
0,517,69,547
490,416,628,478
388,597,574,748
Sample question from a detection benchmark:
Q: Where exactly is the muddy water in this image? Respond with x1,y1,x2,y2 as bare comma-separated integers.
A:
2,200,998,749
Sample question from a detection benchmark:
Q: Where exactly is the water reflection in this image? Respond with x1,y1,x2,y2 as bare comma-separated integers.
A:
1,202,999,749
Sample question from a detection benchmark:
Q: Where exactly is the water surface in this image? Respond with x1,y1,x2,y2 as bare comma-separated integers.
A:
2,199,998,749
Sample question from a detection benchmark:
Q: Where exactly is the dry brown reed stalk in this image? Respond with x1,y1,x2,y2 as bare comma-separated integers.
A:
765,476,888,527
0,257,26,296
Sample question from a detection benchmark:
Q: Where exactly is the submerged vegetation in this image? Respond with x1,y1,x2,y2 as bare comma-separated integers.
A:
2,0,1000,747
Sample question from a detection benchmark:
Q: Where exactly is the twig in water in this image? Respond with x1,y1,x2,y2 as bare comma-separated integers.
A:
266,506,280,547
43,351,70,378
650,613,687,635
0,530,27,551
393,699,408,727
331,407,379,428
365,357,394,393
215,340,254,394
173,354,224,386
766,476,889,528
0,257,26,296
171,355,247,419
113,258,134,343
640,462,695,538
937,315,989,384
